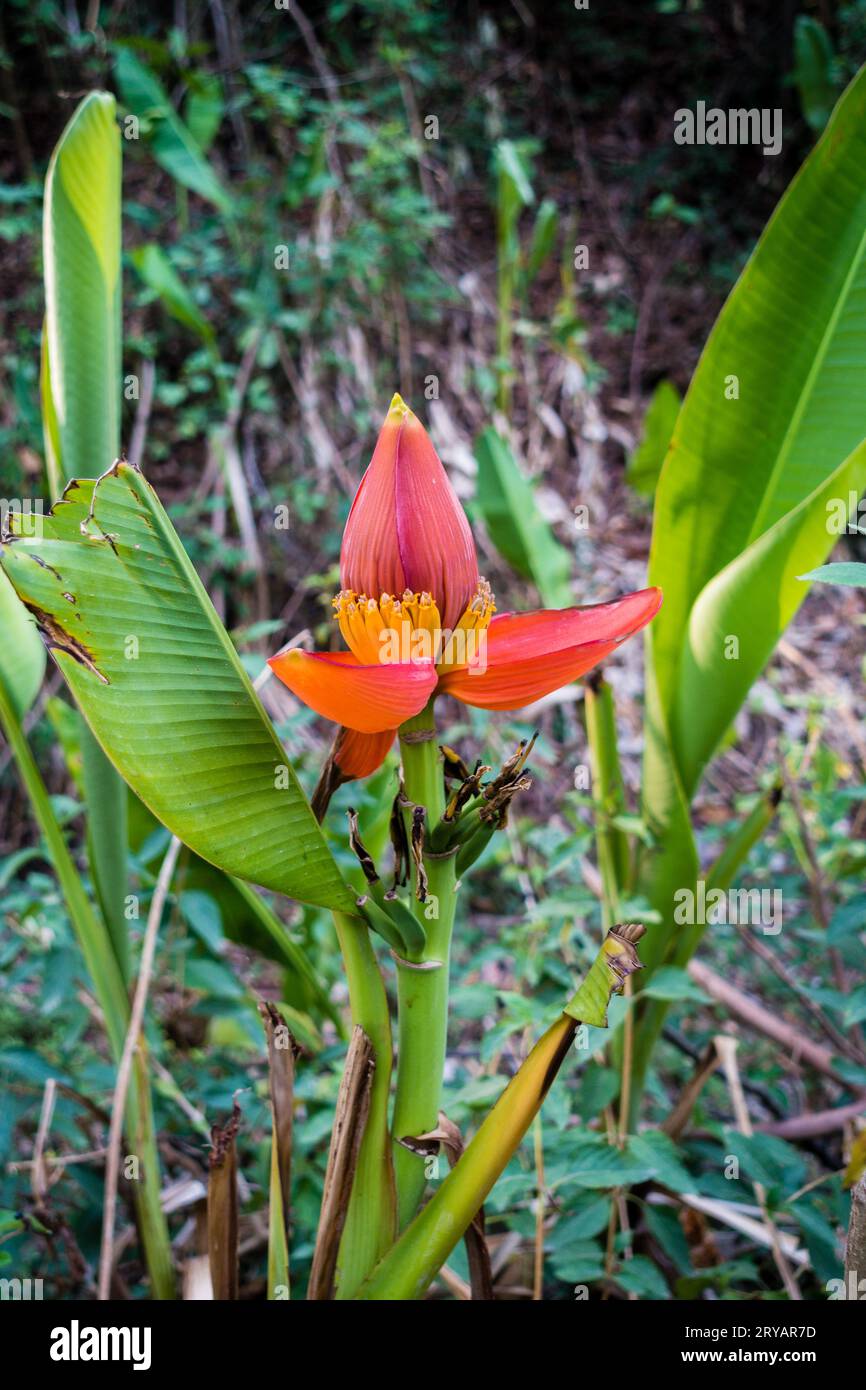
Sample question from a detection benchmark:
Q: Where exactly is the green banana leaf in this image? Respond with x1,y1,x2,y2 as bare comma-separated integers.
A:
0,462,355,913
648,61,866,801
672,444,866,791
42,88,129,965
43,90,121,500
633,62,866,1050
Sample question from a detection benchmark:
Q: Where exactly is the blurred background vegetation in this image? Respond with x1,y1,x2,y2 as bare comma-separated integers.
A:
1,0,865,1300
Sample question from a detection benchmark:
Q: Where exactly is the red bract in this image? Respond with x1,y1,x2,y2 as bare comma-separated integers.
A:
269,395,662,780
339,393,479,630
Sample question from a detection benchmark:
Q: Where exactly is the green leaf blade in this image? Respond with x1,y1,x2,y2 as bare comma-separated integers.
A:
43,90,121,496
0,465,354,912
650,63,866,735
627,379,681,497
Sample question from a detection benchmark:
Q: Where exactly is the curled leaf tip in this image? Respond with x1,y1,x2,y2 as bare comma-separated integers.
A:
563,921,645,1028
612,921,646,946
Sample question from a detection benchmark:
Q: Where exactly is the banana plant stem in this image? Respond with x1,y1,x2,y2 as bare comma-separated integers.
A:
392,907,451,1225
392,702,458,1228
584,675,628,927
332,910,396,1299
584,674,633,1141
358,925,644,1299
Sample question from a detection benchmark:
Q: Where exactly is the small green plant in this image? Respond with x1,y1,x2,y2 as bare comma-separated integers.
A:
492,139,558,416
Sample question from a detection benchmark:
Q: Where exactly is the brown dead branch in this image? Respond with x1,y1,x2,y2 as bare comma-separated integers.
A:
759,1098,866,1141
662,1041,723,1142
687,959,838,1081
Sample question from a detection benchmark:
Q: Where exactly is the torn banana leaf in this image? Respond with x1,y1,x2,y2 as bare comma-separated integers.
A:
0,462,355,913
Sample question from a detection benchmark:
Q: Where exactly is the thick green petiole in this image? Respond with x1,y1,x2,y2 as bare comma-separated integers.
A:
584,673,629,926
391,702,459,1228
628,786,783,1126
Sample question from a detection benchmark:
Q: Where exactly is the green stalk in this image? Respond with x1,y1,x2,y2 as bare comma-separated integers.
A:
584,674,629,926
129,1051,175,1298
267,1138,289,1299
332,911,396,1299
495,214,515,418
585,675,635,1136
0,675,174,1297
705,785,783,893
81,719,130,982
392,952,450,1220
392,702,459,1228
628,786,782,1126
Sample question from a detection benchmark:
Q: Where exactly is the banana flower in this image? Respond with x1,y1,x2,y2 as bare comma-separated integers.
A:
269,395,661,785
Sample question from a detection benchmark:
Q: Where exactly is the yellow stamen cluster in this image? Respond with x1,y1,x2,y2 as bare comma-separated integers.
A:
440,579,495,666
333,580,495,670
